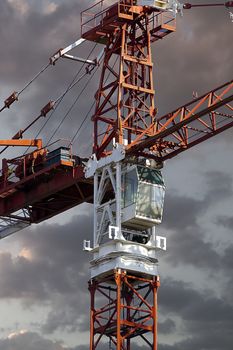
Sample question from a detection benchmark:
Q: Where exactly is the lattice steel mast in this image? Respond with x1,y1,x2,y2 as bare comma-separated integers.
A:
82,2,176,350
82,2,233,350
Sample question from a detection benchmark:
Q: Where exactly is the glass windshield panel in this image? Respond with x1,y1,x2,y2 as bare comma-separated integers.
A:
136,183,165,221
137,166,164,186
122,169,138,208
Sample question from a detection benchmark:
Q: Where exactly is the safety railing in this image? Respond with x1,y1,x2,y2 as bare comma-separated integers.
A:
150,10,176,31
81,0,112,36
118,0,134,19
0,140,75,192
81,0,135,36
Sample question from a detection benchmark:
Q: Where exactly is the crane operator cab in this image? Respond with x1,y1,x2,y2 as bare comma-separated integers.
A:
137,0,169,10
120,162,165,244
137,0,181,12
86,159,166,278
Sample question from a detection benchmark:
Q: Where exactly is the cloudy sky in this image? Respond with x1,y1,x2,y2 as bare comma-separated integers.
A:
0,0,233,349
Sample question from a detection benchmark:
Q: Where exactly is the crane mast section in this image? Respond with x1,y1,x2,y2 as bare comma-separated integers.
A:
81,1,176,158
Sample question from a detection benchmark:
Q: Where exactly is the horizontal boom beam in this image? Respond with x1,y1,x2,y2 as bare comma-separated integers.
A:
127,79,233,160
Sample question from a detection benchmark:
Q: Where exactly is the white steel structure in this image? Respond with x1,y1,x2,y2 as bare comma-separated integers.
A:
85,145,166,279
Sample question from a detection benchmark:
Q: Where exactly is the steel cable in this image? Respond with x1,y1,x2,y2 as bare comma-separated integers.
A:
17,63,51,97
0,41,98,157
70,101,96,145
34,43,98,142
46,64,99,146
0,63,99,187
70,56,119,150
0,62,51,113
0,42,98,161
0,60,86,154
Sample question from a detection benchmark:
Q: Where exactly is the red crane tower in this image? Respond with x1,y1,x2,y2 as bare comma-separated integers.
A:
0,1,233,350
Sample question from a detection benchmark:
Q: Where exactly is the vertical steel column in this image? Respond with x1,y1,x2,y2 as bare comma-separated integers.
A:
116,270,122,350
93,173,98,246
152,276,160,350
116,162,121,231
89,280,96,350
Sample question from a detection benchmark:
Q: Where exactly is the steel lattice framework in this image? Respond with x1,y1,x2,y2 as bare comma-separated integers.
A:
93,16,157,157
0,2,232,350
89,271,160,350
81,3,233,350
128,79,233,160
82,5,171,348
81,1,176,158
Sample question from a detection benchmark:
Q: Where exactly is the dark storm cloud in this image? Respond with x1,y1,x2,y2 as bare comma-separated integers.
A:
203,171,233,205
163,193,202,230
160,278,233,322
158,318,176,334
159,328,233,350
0,0,88,83
0,0,99,156
0,331,68,350
156,5,233,116
41,294,90,334
222,244,233,271
0,210,93,333
162,170,233,268
215,216,233,272
159,277,233,350
0,212,92,300
164,171,233,231
217,215,233,230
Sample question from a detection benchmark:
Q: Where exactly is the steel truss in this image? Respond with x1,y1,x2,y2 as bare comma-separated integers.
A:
128,79,233,160
0,209,31,239
91,5,175,158
89,270,160,350
93,162,121,246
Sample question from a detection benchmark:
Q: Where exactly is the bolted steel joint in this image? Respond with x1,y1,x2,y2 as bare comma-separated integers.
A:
4,92,18,108
41,101,55,117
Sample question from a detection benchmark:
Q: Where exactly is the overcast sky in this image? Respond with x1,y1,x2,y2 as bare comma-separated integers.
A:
0,0,233,349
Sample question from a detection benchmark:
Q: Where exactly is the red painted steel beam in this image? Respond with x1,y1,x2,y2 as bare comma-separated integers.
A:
183,2,233,9
127,79,233,160
162,116,233,161
0,164,93,222
0,139,42,149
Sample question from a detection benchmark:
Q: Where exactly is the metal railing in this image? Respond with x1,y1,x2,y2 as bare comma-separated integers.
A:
150,10,176,31
81,0,111,35
0,139,74,191
81,0,135,36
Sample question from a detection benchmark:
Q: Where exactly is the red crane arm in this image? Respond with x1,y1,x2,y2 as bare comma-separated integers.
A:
127,79,233,160
0,139,42,149
183,1,233,9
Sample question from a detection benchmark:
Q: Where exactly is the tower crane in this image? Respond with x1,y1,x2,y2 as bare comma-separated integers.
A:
0,1,233,350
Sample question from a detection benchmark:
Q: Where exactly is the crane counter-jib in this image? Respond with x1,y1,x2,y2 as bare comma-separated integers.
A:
0,149,94,231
